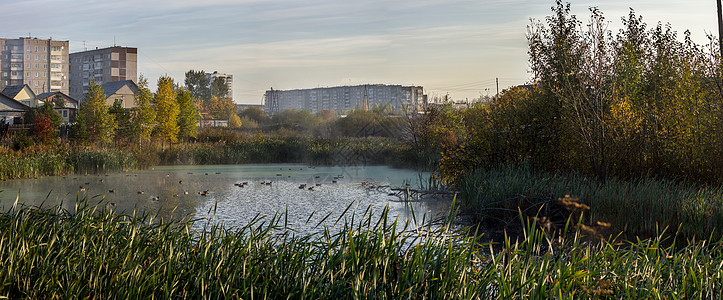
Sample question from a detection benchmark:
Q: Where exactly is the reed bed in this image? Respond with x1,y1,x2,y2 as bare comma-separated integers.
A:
158,136,413,166
459,164,723,240
1,199,723,298
0,136,416,179
0,146,136,180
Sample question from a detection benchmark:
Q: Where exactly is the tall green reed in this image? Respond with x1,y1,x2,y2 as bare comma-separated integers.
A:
2,198,723,298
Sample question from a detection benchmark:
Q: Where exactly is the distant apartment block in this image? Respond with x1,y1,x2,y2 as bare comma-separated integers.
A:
0,37,70,95
263,84,426,115
206,71,233,100
69,46,137,102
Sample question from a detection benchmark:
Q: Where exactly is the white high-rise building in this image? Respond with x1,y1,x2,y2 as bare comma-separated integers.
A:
264,84,426,115
206,71,233,100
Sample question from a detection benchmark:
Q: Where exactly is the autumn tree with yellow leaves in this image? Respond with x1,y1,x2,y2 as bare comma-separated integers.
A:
154,76,180,145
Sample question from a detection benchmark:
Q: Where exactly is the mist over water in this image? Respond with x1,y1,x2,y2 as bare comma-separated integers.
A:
0,164,450,231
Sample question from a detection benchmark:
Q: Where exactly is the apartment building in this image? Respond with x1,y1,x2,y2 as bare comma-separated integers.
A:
0,37,70,95
206,71,233,100
264,84,426,115
69,46,137,102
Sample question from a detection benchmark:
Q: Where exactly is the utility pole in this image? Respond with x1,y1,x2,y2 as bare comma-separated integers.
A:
495,77,499,98
718,0,723,58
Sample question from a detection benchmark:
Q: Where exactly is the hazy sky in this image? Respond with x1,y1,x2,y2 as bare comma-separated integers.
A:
0,0,717,104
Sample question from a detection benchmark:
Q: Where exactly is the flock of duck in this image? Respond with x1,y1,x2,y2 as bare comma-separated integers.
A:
73,171,376,203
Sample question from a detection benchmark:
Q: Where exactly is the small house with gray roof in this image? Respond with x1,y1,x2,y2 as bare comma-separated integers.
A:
0,92,30,124
37,91,78,123
1,84,38,107
100,80,139,109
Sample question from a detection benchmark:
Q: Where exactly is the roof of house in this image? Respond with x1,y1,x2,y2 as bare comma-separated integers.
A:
0,92,30,112
1,84,29,98
37,91,79,103
102,80,139,98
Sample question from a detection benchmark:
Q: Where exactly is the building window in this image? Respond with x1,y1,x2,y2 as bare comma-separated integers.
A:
63,110,68,117
35,81,38,86
35,72,39,77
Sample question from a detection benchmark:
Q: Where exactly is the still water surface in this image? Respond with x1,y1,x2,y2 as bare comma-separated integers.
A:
0,164,450,231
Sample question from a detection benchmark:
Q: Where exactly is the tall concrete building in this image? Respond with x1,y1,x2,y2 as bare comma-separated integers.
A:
0,37,70,95
264,84,426,115
206,71,233,100
69,46,137,102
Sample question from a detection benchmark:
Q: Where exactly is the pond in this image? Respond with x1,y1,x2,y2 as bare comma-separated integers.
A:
0,164,451,232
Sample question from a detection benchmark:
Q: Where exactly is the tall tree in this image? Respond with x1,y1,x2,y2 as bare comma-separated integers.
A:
109,100,133,141
176,88,198,140
239,106,270,126
210,77,229,99
184,70,210,100
205,96,237,119
154,76,180,144
76,81,116,144
133,75,156,142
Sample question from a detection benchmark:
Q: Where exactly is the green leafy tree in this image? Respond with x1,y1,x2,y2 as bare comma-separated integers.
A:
52,94,65,109
176,88,198,140
239,106,270,126
184,70,210,100
133,76,156,142
271,109,321,134
238,116,259,130
210,77,228,99
205,96,237,119
109,100,133,141
24,101,62,128
76,81,116,144
154,76,180,144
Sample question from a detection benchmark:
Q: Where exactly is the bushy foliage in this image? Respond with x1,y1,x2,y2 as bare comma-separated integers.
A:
430,2,723,186
176,89,198,140
153,76,180,144
75,81,116,144
238,106,270,126
132,76,156,142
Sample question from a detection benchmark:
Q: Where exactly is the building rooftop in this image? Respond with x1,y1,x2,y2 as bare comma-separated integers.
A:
101,80,138,98
0,92,30,112
1,84,29,98
37,91,78,104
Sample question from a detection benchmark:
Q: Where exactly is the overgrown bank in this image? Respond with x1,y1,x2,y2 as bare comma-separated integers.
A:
459,164,723,241
0,135,421,180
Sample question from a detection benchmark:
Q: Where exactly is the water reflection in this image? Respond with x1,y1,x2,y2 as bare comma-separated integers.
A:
0,164,450,231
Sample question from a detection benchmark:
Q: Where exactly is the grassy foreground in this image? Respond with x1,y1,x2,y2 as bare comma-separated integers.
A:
1,200,723,298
